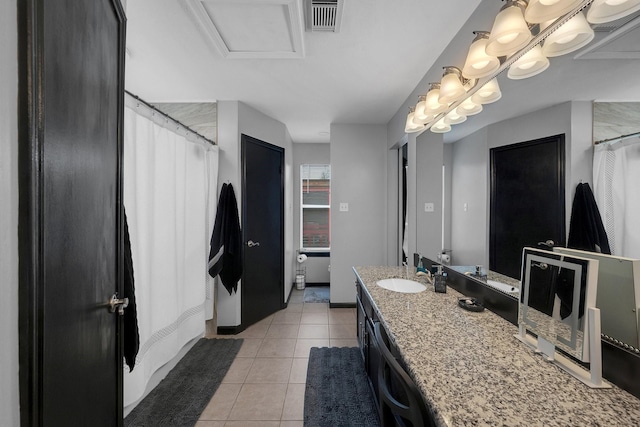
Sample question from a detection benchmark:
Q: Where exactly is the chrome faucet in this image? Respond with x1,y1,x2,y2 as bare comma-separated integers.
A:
403,261,409,279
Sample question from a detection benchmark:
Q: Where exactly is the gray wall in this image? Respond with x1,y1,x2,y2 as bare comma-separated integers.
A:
449,101,593,267
1,1,20,424
330,124,389,303
450,127,488,266
292,143,331,283
216,101,294,326
415,131,444,262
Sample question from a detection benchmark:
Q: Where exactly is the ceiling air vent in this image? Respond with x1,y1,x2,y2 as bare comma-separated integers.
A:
306,0,344,32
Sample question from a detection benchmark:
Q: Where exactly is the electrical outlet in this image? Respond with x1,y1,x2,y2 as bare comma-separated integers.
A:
424,202,434,212
339,203,349,212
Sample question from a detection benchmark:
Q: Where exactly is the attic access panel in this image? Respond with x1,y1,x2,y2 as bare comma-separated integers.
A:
180,0,305,59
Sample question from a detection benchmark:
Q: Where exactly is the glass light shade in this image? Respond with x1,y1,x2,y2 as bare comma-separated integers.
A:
462,32,501,79
587,0,640,23
486,1,533,57
438,67,466,104
455,98,483,116
405,107,425,133
471,78,502,104
414,95,434,124
541,12,594,57
424,83,447,116
430,118,451,133
508,45,550,79
444,110,467,125
525,0,584,23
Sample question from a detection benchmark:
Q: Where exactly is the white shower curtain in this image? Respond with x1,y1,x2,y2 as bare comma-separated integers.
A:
593,137,640,258
122,94,218,407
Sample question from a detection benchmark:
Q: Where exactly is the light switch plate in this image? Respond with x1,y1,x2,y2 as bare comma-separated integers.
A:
339,202,349,212
424,202,434,212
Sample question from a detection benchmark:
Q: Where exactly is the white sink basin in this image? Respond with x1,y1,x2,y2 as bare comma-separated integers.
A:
376,278,426,293
486,279,519,295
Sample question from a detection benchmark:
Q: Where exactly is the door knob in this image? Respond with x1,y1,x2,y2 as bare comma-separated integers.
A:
247,240,260,247
538,240,555,248
109,293,129,315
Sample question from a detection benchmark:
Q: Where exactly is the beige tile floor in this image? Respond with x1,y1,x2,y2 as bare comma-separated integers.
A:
197,287,358,427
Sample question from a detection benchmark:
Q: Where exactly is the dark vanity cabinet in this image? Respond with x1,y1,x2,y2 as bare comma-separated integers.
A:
356,279,381,406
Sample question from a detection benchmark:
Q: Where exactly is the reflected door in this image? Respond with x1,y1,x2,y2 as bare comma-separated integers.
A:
490,134,566,278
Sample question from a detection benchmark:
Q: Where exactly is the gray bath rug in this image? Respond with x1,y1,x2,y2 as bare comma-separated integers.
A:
303,286,330,303
125,338,242,427
304,346,380,427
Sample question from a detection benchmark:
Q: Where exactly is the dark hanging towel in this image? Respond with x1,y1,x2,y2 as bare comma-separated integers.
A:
556,182,611,319
123,207,140,372
567,182,611,255
208,183,243,295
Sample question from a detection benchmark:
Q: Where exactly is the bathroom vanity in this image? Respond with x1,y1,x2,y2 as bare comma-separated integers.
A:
354,265,640,426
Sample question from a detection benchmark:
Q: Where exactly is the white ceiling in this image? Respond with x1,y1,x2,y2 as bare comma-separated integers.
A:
124,0,482,143
124,0,640,145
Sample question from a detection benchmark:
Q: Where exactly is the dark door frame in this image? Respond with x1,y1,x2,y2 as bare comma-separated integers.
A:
17,0,126,424
240,134,286,329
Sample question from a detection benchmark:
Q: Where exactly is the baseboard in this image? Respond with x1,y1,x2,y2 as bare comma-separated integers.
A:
304,282,330,287
217,325,245,335
330,302,356,308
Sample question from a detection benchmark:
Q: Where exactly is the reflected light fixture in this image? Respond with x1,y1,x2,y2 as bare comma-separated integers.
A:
508,44,550,79
486,0,533,57
414,95,433,124
587,0,640,23
524,0,584,23
541,12,594,57
439,67,467,104
444,110,467,125
456,98,483,116
405,106,425,133
424,83,448,116
462,31,501,79
430,118,452,133
471,78,502,104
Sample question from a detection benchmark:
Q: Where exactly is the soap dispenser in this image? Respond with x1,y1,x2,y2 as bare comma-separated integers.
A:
416,255,427,274
434,265,447,293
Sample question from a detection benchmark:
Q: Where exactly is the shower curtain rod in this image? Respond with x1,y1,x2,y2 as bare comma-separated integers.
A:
125,90,216,146
594,131,640,146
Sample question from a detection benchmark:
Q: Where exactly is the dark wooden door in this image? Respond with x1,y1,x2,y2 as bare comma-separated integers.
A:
241,135,285,327
490,135,565,279
18,0,126,425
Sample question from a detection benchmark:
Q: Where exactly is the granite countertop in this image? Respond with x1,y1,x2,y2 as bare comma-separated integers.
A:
354,265,640,427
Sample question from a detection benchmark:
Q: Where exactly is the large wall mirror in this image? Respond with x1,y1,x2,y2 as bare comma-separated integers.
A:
411,2,640,351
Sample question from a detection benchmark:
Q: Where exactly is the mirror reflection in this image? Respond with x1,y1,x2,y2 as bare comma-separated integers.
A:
411,1,640,351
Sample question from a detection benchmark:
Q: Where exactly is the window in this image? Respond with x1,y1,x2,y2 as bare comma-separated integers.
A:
301,164,330,250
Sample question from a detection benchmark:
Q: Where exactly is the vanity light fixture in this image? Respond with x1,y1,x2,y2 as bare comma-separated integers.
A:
524,0,584,23
405,106,425,133
486,0,533,57
587,0,640,23
443,110,468,125
462,31,502,79
541,12,594,57
430,118,452,133
438,67,467,104
507,44,550,79
424,83,448,116
471,78,502,104
414,95,434,124
455,98,483,116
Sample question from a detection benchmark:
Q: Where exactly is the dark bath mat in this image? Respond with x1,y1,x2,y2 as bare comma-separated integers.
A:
125,338,242,427
304,346,380,427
